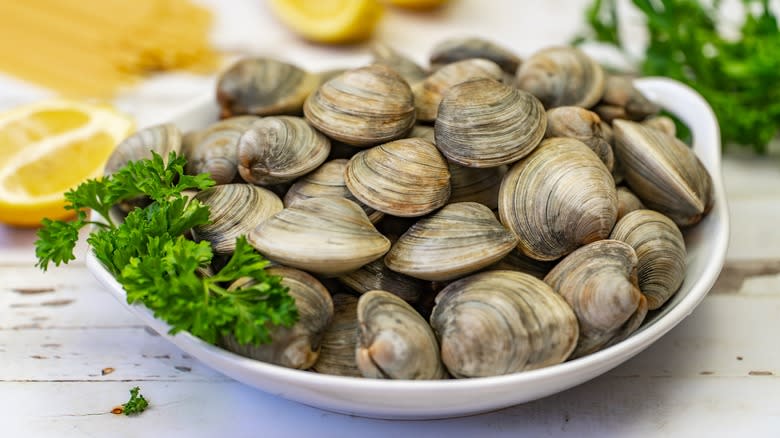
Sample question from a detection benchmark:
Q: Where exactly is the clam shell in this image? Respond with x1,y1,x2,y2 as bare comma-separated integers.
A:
385,202,518,281
283,159,383,223
447,161,504,209
430,270,578,378
516,46,605,108
435,78,546,168
429,37,522,74
191,184,283,255
489,248,558,279
642,115,677,137
613,120,714,226
616,186,645,221
304,64,416,147
237,116,331,186
544,239,648,358
408,125,436,144
248,197,391,276
594,75,659,122
357,290,448,379
105,123,181,175
312,293,362,377
610,209,686,310
545,106,614,171
338,258,428,306
413,59,504,122
370,42,428,85
220,266,333,369
344,138,451,217
216,57,320,118
183,116,259,184
499,137,618,261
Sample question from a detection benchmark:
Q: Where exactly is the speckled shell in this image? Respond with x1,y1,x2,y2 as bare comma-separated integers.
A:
544,240,648,358
312,293,361,377
303,64,416,147
356,290,448,380
499,137,618,261
183,116,259,184
412,59,504,122
447,161,504,209
216,57,320,118
613,120,714,227
435,78,546,168
370,42,428,85
221,267,334,370
191,184,283,255
248,197,391,276
338,258,428,306
545,106,614,171
385,202,518,281
616,186,645,221
516,46,605,108
592,75,660,122
429,37,522,74
430,270,578,378
610,210,686,310
283,159,383,223
104,123,181,175
237,116,331,186
344,138,451,217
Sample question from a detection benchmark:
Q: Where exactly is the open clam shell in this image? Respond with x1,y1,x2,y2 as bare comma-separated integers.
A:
516,46,605,108
430,270,578,378
312,293,361,377
182,116,259,184
429,37,522,74
545,106,614,171
499,137,618,261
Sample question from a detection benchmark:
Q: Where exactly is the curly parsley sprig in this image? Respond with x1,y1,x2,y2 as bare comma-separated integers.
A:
34,151,298,346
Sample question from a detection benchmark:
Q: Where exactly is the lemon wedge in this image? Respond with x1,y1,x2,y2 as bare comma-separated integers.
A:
386,0,449,9
268,0,384,44
0,100,134,227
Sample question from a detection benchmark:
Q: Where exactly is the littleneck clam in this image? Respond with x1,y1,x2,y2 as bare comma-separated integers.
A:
610,209,686,310
104,123,181,175
613,119,713,226
429,37,522,74
248,197,390,276
338,258,429,307
489,248,558,279
545,106,614,171
356,290,448,379
593,75,660,123
182,116,259,184
312,293,361,377
616,186,645,221
370,42,428,85
385,202,518,281
544,239,648,358
642,115,677,137
344,138,451,217
446,161,504,209
304,64,416,147
221,267,333,370
283,159,383,223
237,116,331,186
413,59,504,122
191,184,283,255
216,57,320,118
435,78,546,167
516,46,605,108
499,137,618,261
430,270,578,378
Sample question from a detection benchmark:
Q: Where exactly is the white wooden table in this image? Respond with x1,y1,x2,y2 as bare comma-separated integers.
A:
2,1,780,436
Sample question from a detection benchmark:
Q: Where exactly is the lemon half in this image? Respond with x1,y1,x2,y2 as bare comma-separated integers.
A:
268,0,384,44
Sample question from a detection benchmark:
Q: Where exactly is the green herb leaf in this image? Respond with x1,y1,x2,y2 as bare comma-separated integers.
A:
122,386,149,416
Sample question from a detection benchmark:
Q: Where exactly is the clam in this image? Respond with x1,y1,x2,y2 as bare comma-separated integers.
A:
489,248,558,279
544,240,648,358
592,75,660,122
356,290,448,379
613,120,713,226
516,46,605,108
104,123,181,175
182,116,259,184
430,270,578,378
429,37,522,74
312,293,362,377
447,161,504,209
408,125,436,144
221,267,333,369
642,115,677,137
191,184,283,255
616,186,645,221
499,137,618,261
237,116,331,186
339,258,429,307
435,78,546,167
385,202,518,281
545,106,614,171
248,197,390,276
370,42,428,85
413,58,504,122
283,159,383,223
344,138,451,217
304,64,416,147
610,210,686,310
216,57,320,118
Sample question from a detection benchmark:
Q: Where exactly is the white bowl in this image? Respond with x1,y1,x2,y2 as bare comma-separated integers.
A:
86,77,729,419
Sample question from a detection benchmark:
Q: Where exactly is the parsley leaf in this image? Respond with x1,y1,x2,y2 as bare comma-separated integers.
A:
122,386,149,416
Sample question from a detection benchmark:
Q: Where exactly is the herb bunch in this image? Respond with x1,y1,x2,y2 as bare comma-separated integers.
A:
576,0,780,153
35,152,298,346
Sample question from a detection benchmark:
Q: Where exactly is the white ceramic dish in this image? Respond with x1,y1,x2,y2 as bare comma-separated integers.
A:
86,77,729,420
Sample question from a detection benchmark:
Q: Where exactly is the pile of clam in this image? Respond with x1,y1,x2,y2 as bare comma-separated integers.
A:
107,37,713,380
